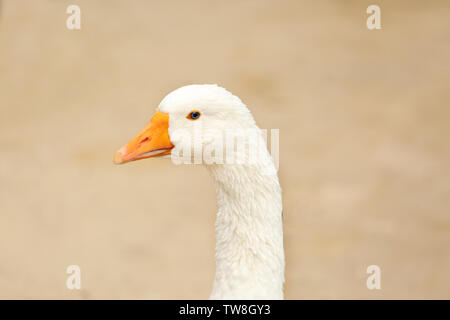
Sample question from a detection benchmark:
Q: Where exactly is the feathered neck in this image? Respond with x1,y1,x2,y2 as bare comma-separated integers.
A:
206,151,285,299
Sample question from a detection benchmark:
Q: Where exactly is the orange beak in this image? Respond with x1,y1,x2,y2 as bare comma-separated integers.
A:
114,111,174,164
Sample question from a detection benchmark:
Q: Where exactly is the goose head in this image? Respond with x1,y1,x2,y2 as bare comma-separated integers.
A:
114,84,258,165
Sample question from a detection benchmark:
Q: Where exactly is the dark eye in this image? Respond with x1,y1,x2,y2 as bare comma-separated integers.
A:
187,111,201,120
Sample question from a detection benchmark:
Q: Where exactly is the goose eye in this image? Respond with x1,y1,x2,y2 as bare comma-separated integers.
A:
187,111,201,120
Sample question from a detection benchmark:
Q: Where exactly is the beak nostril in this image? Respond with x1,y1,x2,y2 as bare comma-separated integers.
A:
139,137,150,144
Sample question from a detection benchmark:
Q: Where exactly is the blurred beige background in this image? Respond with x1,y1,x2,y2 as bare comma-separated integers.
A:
0,0,449,299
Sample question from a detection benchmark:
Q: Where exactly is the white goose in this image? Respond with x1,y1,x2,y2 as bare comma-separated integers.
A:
114,84,284,299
